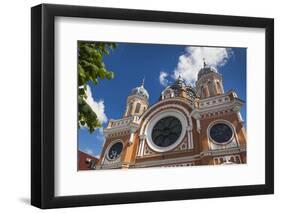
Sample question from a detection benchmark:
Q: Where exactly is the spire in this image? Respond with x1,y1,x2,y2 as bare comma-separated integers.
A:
178,73,183,81
129,77,149,100
141,77,145,87
174,73,185,88
203,58,206,68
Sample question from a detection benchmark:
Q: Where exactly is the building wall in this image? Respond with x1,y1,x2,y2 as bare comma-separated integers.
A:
78,151,98,170
98,96,246,169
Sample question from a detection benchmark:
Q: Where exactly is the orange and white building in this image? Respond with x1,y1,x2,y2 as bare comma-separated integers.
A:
95,63,247,169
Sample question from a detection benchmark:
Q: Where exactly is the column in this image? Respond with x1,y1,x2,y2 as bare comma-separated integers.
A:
137,135,146,157
196,119,201,133
237,112,244,123
187,129,194,150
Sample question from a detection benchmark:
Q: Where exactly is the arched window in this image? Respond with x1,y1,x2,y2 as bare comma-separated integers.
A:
129,102,133,115
165,93,171,99
135,103,141,113
204,86,209,98
200,86,204,98
216,81,222,94
164,89,172,99
208,81,214,96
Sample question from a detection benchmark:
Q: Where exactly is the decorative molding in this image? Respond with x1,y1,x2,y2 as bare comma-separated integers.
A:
104,130,130,138
213,154,242,165
143,144,156,156
104,116,140,138
162,162,195,167
127,93,149,104
139,102,193,135
135,146,245,168
95,162,123,170
139,98,194,124
174,136,188,151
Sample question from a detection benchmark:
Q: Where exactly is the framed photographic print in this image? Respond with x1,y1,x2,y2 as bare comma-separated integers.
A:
31,3,274,209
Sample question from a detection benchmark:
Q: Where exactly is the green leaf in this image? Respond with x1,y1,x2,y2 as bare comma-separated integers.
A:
77,41,116,134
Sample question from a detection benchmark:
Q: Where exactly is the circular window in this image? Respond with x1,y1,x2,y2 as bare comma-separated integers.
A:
209,123,233,144
107,142,123,160
151,116,182,147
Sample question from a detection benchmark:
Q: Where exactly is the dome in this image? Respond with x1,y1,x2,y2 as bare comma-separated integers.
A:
161,75,197,101
170,74,185,90
130,81,149,100
197,65,218,80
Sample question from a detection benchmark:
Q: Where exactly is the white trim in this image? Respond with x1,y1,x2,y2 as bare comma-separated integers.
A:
188,130,194,149
139,97,194,125
139,102,193,135
137,135,146,157
196,119,201,132
145,109,188,153
137,139,143,156
141,140,145,156
128,132,134,145
187,130,191,149
237,112,244,123
199,99,243,113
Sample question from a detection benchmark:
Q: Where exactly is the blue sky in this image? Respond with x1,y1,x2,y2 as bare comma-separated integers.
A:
78,43,246,158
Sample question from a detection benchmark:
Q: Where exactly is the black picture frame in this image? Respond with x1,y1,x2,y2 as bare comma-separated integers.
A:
31,3,274,209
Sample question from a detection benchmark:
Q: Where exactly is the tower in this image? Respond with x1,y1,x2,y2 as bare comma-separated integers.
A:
96,80,149,169
124,79,149,117
196,59,224,99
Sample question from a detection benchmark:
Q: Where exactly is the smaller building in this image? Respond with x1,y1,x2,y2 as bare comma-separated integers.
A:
78,151,98,170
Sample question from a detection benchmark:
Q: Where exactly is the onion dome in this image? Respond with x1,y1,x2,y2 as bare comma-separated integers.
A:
130,79,149,100
197,59,218,80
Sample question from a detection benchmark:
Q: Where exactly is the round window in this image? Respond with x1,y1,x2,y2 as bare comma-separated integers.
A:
151,116,182,147
209,123,233,144
107,142,123,160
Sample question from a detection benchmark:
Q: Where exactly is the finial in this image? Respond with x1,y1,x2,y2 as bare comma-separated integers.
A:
141,77,145,87
203,58,206,67
178,73,182,80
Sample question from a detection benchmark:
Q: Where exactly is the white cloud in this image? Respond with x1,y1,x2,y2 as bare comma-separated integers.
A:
85,85,108,124
159,71,169,87
96,127,105,141
173,47,233,84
